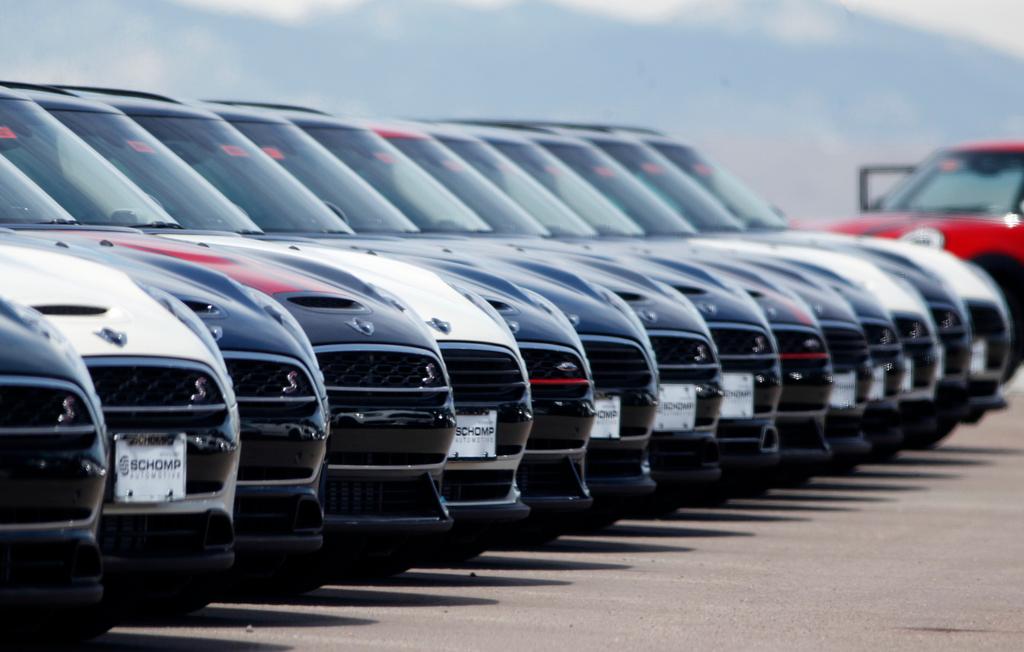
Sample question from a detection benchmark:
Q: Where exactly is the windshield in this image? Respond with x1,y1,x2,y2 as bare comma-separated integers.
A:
0,154,77,223
301,125,492,233
131,115,351,233
383,133,548,236
539,140,695,236
437,136,597,237
485,139,643,237
228,120,419,233
0,99,175,227
648,141,786,230
591,139,744,233
881,150,1024,215
51,109,261,232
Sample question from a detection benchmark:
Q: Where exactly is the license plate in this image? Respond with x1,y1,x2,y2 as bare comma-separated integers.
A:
934,344,945,380
720,373,754,419
868,365,886,401
900,357,914,393
114,433,186,503
590,395,622,439
829,371,857,409
654,384,697,431
449,410,497,459
970,339,988,375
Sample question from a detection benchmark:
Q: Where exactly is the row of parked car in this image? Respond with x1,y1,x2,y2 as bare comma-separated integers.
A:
0,82,1011,641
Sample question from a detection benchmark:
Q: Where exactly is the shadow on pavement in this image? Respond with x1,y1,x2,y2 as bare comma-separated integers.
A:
850,469,958,481
355,571,571,589
543,537,694,555
455,554,633,573
930,445,1023,456
760,491,891,503
126,606,374,630
722,500,857,513
85,632,292,651
597,523,754,539
662,510,811,524
889,455,989,467
301,587,499,609
801,481,927,493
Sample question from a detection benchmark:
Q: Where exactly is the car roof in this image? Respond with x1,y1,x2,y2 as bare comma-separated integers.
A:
0,81,123,114
951,141,1024,153
202,101,292,125
56,86,224,120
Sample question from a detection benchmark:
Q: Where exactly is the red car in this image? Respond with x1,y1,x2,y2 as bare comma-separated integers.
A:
800,141,1024,372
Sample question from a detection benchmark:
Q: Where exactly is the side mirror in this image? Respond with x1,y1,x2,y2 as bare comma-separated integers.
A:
858,164,915,212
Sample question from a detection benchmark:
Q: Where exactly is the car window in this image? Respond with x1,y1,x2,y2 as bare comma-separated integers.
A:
881,150,1024,215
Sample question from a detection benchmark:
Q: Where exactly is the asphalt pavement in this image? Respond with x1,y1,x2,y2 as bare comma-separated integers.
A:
83,399,1024,651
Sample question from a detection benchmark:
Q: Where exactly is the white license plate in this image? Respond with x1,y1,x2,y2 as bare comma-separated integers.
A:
720,373,754,419
970,339,988,375
590,395,622,439
934,344,946,380
868,365,886,401
114,433,186,503
449,411,497,459
900,357,914,393
830,371,857,409
654,384,697,432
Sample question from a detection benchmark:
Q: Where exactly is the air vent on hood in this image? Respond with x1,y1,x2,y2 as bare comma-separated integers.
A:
614,291,643,302
184,300,221,316
487,299,515,313
673,285,706,296
33,305,107,316
288,295,362,311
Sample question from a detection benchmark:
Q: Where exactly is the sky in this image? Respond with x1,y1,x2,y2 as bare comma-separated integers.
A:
174,0,1024,59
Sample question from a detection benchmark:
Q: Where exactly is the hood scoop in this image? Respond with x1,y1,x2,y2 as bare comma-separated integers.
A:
34,304,108,316
288,295,363,311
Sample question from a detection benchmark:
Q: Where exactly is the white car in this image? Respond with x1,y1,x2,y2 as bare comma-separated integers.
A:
0,242,239,627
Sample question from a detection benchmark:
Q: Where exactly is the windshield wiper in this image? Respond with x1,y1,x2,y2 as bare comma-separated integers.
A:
130,221,184,229
39,218,79,225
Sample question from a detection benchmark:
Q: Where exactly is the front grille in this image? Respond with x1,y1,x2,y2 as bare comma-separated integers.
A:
581,338,653,388
328,452,447,466
516,458,586,498
226,358,313,399
317,347,450,407
0,540,101,586
824,327,870,367
586,449,644,479
441,469,515,502
0,385,93,431
318,349,445,390
650,334,718,381
968,303,1006,336
895,317,931,342
99,512,232,557
440,345,526,404
649,437,718,471
234,495,322,536
521,346,590,399
711,328,774,357
0,507,92,525
863,323,899,347
324,476,444,518
89,365,223,407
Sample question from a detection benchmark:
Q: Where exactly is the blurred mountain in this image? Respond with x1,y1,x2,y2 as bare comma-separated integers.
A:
2,0,1022,216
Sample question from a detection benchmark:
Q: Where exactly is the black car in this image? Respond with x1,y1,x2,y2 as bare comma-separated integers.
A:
0,298,106,634
0,86,460,582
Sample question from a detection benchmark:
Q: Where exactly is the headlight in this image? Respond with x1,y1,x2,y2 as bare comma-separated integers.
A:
242,286,322,382
137,283,231,379
900,227,945,249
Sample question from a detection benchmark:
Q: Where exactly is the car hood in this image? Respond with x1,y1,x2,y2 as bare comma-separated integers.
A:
164,234,520,351
0,241,223,366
